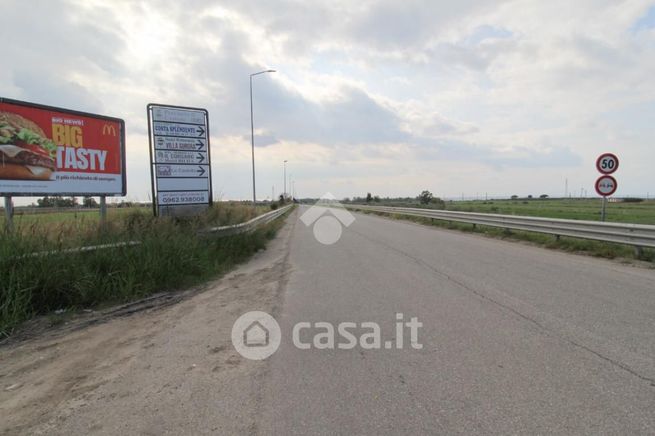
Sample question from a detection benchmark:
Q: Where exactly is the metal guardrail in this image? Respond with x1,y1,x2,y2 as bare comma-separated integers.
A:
24,241,142,258
345,205,655,249
24,205,294,257
202,204,294,235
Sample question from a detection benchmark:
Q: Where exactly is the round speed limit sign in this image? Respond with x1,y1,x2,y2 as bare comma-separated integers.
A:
596,152,619,174
595,175,617,197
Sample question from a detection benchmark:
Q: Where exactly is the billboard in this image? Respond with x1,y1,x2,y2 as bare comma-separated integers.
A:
147,103,212,217
0,98,126,196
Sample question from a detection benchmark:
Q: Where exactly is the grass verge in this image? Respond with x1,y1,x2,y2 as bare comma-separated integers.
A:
352,198,655,224
0,204,292,337
354,209,655,264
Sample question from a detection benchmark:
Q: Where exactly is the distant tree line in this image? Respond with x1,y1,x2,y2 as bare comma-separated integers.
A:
344,190,445,209
36,196,99,208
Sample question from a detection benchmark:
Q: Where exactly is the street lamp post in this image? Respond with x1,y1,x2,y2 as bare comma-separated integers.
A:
250,69,276,206
283,160,288,200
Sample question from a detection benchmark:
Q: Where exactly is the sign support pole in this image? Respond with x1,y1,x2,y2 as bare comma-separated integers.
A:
99,195,107,227
4,196,13,233
600,196,607,222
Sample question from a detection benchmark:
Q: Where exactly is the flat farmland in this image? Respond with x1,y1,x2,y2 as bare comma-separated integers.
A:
445,198,655,224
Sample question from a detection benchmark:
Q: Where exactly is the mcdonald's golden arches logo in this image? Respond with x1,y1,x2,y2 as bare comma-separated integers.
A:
102,124,117,136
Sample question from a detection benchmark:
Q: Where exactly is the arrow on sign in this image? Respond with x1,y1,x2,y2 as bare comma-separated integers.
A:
197,166,206,177
196,153,205,163
196,126,205,137
196,140,204,150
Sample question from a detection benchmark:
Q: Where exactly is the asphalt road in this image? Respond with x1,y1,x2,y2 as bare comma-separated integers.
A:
257,206,655,434
2,206,654,435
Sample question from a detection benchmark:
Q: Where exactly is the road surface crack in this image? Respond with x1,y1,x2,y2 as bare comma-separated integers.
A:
352,228,655,386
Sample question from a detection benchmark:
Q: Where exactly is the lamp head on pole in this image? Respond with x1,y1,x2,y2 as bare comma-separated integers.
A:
251,69,277,77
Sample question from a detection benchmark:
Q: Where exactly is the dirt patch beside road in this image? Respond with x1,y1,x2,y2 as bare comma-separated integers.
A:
0,213,295,435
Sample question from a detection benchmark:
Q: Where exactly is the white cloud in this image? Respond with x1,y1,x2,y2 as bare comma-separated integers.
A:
1,0,653,203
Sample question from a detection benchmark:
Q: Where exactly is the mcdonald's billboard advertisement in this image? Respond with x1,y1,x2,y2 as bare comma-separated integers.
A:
0,98,126,196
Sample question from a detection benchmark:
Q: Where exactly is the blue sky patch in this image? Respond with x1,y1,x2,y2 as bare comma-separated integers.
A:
632,5,655,31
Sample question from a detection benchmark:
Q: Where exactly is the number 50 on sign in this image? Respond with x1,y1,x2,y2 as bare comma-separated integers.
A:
596,153,619,175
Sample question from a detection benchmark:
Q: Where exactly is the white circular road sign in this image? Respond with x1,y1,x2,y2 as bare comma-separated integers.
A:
595,175,617,197
596,153,619,175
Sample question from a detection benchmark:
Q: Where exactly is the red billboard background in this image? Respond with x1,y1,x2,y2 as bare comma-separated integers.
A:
0,98,126,195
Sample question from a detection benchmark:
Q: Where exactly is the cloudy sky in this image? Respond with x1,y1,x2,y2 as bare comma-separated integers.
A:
2,0,655,202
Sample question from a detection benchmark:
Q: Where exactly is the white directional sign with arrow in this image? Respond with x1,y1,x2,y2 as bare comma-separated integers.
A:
148,104,212,216
155,150,207,165
154,137,207,152
153,122,206,138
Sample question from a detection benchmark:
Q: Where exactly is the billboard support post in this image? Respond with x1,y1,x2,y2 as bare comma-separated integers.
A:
99,196,107,227
4,196,12,233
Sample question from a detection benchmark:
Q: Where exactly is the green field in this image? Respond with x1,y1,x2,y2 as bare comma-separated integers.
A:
1,207,145,228
445,198,655,225
0,202,290,337
350,197,655,263
0,203,272,237
354,197,655,225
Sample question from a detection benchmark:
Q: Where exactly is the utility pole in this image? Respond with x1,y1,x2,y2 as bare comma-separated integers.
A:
283,160,288,200
249,69,276,206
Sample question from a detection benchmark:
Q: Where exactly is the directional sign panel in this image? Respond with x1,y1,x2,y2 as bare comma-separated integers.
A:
156,164,209,178
155,150,207,165
148,104,212,216
152,107,206,125
153,122,206,138
156,177,209,191
154,137,207,152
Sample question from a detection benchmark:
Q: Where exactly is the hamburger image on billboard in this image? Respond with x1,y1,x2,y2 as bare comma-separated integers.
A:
0,98,126,196
0,111,57,180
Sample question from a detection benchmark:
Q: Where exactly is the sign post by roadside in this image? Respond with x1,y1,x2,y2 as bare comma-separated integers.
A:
4,196,12,233
147,104,212,217
594,153,619,222
99,195,107,227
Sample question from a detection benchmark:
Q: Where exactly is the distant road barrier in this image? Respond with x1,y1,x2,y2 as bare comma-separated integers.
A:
202,204,293,235
345,204,655,251
25,205,294,257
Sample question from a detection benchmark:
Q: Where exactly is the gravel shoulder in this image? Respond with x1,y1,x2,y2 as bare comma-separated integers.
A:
0,212,296,435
